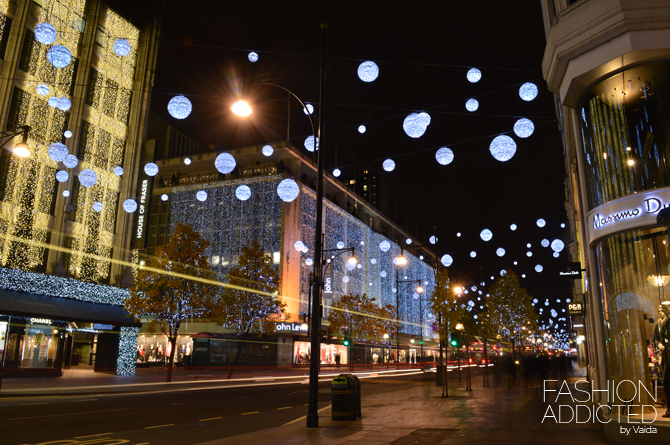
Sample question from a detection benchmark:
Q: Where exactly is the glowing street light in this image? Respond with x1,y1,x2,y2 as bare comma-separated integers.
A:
396,255,407,266
231,99,253,117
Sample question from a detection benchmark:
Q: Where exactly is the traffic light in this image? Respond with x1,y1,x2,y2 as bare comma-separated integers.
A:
450,332,460,348
343,337,350,347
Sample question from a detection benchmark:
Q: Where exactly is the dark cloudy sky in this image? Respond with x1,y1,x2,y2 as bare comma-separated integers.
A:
110,0,571,313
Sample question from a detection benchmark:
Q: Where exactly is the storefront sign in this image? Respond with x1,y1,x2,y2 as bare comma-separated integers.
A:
568,303,583,315
324,268,333,296
586,186,670,246
558,262,582,279
30,318,52,325
135,179,149,240
274,322,309,333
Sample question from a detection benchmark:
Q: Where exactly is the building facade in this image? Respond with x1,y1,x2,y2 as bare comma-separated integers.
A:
542,0,670,438
135,140,438,367
0,0,159,376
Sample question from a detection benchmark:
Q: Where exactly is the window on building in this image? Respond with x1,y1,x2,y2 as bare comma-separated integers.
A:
18,30,34,74
0,17,13,60
85,69,99,106
6,87,27,131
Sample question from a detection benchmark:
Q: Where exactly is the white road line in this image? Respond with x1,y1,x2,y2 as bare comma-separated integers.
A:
241,411,260,415
145,423,173,429
74,433,112,439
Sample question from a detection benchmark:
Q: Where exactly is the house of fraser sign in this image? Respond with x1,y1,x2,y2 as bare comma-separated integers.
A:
586,187,670,247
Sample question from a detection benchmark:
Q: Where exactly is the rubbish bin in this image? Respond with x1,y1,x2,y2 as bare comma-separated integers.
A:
331,374,362,420
436,364,446,386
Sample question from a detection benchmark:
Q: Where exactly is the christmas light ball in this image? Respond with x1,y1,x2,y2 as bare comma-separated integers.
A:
526,251,533,257
510,224,517,231
541,239,550,248
457,232,461,237
262,145,274,156
58,97,71,111
47,45,72,68
467,68,481,83
196,191,207,202
113,166,124,176
489,135,516,162
343,276,350,283
248,51,259,62
346,261,356,271
519,82,539,101
500,270,507,276
113,39,131,56
370,259,377,264
277,179,300,202
561,223,566,228
167,95,192,119
184,157,191,165
63,155,78,169
235,185,251,201
513,118,534,138
79,169,97,187
480,229,493,241
161,194,168,201
37,84,50,96
551,239,564,252
48,142,68,162
294,241,306,252
35,23,57,45
144,163,158,176
535,264,543,273
333,168,341,177
496,248,505,257
358,125,366,134
337,241,345,249
441,254,453,267
304,135,319,152
63,190,70,197
379,240,391,252
303,104,314,115
64,130,72,138
403,112,431,138
305,258,313,266
527,243,532,248
553,252,560,258
406,238,412,245
357,61,379,82
48,97,60,108
215,152,236,174
465,98,479,112
382,159,395,172
380,271,387,277
93,202,103,212
429,235,438,244
413,293,419,300
56,170,68,182
123,199,137,213
536,218,546,227
470,251,476,258
435,147,454,165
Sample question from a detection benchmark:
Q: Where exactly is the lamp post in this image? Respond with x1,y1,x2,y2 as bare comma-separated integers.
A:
232,24,328,428
394,250,422,366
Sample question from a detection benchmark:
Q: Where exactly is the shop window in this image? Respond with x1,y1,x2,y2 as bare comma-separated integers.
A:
18,30,35,74
0,17,13,60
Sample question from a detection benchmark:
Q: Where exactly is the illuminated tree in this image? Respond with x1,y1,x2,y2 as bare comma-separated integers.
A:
428,268,464,397
209,239,287,377
124,223,217,382
328,293,395,346
487,269,538,360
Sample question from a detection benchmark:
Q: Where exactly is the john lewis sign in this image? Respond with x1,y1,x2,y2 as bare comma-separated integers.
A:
586,187,670,246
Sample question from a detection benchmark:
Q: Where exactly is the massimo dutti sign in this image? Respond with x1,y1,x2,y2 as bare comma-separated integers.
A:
586,186,670,246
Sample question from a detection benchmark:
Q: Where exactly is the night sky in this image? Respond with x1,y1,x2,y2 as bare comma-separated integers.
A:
109,1,571,330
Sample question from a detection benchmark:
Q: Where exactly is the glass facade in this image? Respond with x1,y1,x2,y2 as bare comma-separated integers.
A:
580,60,670,209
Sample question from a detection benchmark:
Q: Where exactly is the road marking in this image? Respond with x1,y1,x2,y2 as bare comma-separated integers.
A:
20,402,48,406
283,405,332,426
241,411,259,415
8,407,132,421
145,423,173,429
277,406,292,410
74,433,113,439
73,399,98,402
199,417,223,421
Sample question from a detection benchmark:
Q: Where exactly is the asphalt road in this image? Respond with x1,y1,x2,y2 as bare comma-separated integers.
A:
0,368,478,445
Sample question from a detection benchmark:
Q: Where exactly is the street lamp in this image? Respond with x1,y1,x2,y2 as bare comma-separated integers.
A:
231,99,252,117
232,24,328,428
394,250,422,365
0,125,31,157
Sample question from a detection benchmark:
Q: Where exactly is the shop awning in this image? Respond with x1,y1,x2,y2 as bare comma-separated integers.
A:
0,288,141,327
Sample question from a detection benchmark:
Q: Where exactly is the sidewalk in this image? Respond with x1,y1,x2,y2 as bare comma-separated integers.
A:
193,376,625,445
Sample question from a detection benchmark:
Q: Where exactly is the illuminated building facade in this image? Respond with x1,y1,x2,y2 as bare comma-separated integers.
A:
542,0,670,437
0,0,159,376
138,141,437,367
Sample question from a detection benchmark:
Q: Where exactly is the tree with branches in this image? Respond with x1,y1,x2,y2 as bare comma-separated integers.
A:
209,239,288,377
429,268,464,397
487,269,538,361
125,223,218,382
